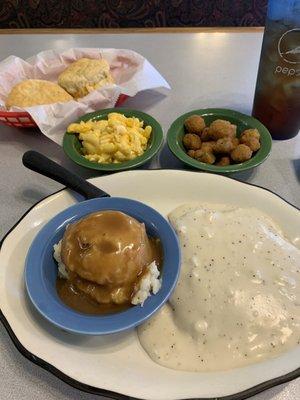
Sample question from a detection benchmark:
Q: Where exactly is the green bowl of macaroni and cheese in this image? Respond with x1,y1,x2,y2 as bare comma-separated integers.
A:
63,108,164,172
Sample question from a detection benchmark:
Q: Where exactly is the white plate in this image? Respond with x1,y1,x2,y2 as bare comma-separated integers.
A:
0,170,299,400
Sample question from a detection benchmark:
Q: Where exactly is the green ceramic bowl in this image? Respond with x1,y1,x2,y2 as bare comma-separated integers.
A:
63,108,163,172
167,108,272,174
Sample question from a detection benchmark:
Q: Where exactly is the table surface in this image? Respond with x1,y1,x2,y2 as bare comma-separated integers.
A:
0,30,299,400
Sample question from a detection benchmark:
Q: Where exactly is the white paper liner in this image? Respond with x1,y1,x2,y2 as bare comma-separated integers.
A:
0,48,170,144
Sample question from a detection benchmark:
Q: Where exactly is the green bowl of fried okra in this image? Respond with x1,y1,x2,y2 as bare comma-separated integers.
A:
167,108,272,174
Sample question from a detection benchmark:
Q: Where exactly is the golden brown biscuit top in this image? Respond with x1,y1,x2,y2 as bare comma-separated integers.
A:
58,58,114,98
5,79,73,109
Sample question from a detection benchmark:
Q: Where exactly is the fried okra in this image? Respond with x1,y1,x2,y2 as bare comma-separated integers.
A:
181,114,261,167
201,127,211,141
183,133,201,150
187,149,196,158
201,141,216,153
214,137,237,154
184,115,206,135
194,149,216,164
216,156,231,166
240,128,260,141
240,129,261,152
241,137,261,152
231,144,253,162
206,119,237,140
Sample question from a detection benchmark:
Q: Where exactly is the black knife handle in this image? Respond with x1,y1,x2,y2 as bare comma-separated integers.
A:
22,151,110,200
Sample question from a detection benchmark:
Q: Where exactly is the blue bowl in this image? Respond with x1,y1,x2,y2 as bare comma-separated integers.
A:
25,197,181,335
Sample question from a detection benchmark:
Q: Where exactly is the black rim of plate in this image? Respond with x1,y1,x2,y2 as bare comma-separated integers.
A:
0,170,299,400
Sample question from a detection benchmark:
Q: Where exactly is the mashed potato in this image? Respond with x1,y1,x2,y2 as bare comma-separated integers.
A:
67,112,152,164
53,241,69,279
132,261,162,305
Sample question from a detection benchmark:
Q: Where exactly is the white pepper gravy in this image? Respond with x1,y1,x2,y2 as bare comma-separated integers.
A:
138,204,300,372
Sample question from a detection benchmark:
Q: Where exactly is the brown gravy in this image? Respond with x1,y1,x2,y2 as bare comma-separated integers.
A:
56,210,162,315
56,278,130,315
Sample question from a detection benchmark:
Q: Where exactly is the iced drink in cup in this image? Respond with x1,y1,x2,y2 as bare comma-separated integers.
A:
252,0,300,140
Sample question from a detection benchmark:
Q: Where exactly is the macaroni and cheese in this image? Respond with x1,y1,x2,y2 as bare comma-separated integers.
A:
67,112,152,163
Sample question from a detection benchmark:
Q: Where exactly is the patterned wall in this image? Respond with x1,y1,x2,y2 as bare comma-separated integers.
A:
0,0,267,29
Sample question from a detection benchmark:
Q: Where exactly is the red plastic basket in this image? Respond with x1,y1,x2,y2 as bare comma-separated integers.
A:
0,94,129,129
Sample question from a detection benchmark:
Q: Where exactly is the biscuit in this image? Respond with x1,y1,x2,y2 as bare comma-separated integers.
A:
58,58,114,98
6,79,73,109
